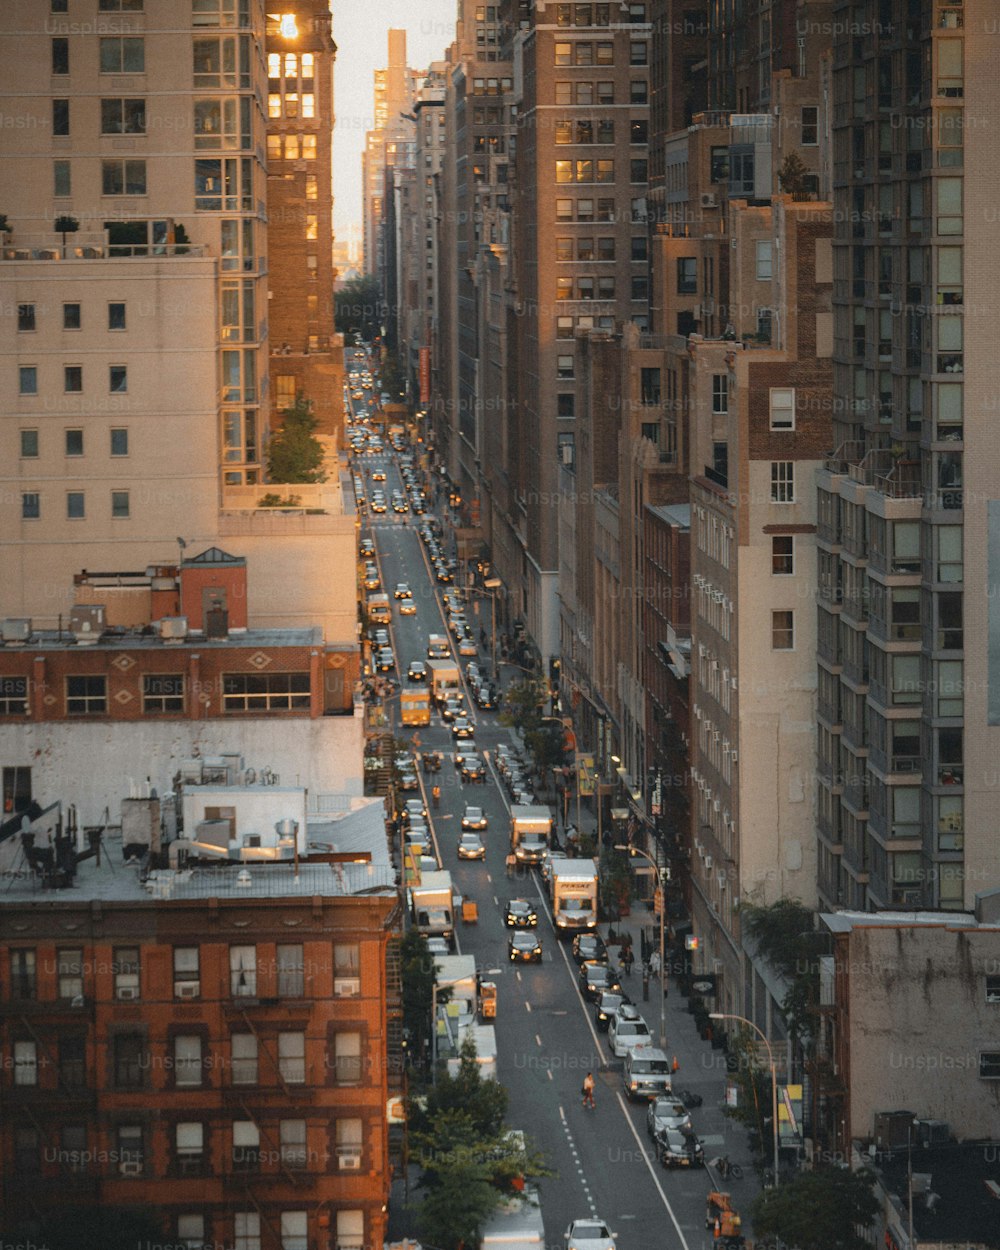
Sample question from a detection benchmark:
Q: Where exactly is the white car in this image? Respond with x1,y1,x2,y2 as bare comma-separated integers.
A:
608,1004,652,1058
564,1220,616,1250
461,805,487,831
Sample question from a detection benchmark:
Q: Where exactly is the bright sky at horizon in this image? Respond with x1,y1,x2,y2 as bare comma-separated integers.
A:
332,1,456,249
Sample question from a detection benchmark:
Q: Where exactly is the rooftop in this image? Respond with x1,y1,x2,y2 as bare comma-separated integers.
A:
0,627,324,652
874,1140,1000,1249
648,503,692,529
822,910,995,934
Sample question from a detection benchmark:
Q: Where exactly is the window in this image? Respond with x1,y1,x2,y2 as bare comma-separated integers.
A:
556,198,573,222
555,42,572,65
177,1216,205,1250
64,303,81,330
630,119,648,144
174,947,199,995
557,394,576,419
333,1031,362,1084
230,945,257,997
54,161,71,197
14,1041,38,1086
0,677,29,716
235,1215,261,1250
111,428,129,456
987,975,1000,1004
20,431,39,459
102,160,147,195
141,673,183,714
756,240,773,280
677,258,697,294
176,1123,205,1174
99,38,145,73
631,79,648,104
596,120,614,144
52,38,69,74
711,374,728,415
769,387,795,430
555,237,573,262
336,1119,364,1169
222,673,310,711
21,494,40,521
114,948,140,999
278,1032,306,1084
555,160,573,184
233,1121,260,1171
174,1035,203,1087
56,948,83,998
557,354,575,380
630,158,648,183
277,945,305,997
771,461,794,502
65,429,84,457
110,365,128,393
16,304,35,334
597,81,614,104
596,159,614,182
117,1124,143,1173
67,675,107,714
101,99,146,134
772,610,794,650
100,0,144,8
556,276,573,302
65,366,82,392
19,367,37,396
979,1053,1000,1079
67,492,85,520
772,535,794,575
13,1127,39,1174
59,1035,86,1085
280,1120,307,1168
597,236,614,260
801,106,818,146
557,316,574,338
577,198,595,222
630,40,647,64
10,950,36,999
114,1034,145,1087
231,1033,258,1084
281,1214,308,1250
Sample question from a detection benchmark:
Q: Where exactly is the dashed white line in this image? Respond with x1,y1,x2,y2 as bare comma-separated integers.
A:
614,1088,693,1250
535,1034,543,1047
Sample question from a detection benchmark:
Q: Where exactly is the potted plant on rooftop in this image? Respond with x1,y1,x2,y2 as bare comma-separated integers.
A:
54,214,79,258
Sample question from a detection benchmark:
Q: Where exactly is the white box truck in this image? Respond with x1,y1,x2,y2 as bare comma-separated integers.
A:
509,805,552,866
428,658,461,707
446,1022,497,1081
550,858,599,934
479,1186,544,1250
410,870,455,942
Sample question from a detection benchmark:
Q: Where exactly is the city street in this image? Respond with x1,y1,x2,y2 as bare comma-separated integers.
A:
348,398,761,1250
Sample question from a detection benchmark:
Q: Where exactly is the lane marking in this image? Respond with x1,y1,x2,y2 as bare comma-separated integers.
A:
535,1034,543,1047
614,1088,693,1250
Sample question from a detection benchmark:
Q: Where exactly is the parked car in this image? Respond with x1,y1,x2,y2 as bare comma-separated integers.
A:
657,1126,704,1169
504,898,538,928
579,960,622,1003
595,988,629,1032
375,647,395,672
645,1097,692,1140
508,930,543,964
608,1005,653,1059
571,933,608,965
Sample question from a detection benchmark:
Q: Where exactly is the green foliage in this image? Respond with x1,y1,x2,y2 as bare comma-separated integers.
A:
9,1205,165,1250
499,679,547,735
524,722,569,776
0,214,10,234
379,350,408,401
415,1033,508,1139
778,151,813,201
335,274,382,338
721,1023,775,1142
399,930,444,1066
266,396,327,484
751,1167,879,1250
741,898,826,1045
54,214,79,234
257,492,302,508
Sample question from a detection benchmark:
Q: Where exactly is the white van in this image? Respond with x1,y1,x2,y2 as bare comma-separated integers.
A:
623,1045,673,1102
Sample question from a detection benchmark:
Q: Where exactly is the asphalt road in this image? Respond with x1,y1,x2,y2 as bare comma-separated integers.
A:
348,380,753,1250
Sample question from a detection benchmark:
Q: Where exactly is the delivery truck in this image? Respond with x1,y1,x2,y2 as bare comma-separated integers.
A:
428,659,461,707
409,871,455,943
509,805,552,866
549,858,599,933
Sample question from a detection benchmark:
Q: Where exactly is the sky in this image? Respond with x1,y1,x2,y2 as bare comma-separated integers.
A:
332,1,456,244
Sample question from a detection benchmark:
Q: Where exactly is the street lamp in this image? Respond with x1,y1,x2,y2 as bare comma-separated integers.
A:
614,843,666,1051
709,1011,780,1188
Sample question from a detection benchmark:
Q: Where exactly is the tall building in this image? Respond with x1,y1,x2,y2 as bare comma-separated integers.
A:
266,5,343,440
817,0,1000,911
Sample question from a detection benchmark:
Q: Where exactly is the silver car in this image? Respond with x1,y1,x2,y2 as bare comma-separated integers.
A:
565,1220,615,1250
645,1096,692,1140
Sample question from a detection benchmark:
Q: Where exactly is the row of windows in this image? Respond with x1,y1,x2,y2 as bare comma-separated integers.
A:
19,492,130,521
552,2,648,24
553,119,647,144
18,302,126,332
555,236,648,262
556,275,618,300
266,132,318,161
554,78,648,105
554,40,648,66
19,428,129,459
0,672,312,714
19,365,128,396
556,158,648,184
5,943,359,1001
52,0,251,13
7,1029,364,1089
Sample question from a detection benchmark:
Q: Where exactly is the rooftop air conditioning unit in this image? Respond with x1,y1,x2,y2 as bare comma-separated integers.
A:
700,193,718,209
1,619,31,644
70,604,105,645
159,617,188,641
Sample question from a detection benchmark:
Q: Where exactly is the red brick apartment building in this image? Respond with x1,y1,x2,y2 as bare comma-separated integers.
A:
0,858,401,1250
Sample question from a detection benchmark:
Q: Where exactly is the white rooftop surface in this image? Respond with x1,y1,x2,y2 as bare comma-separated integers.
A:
308,797,391,866
821,910,989,932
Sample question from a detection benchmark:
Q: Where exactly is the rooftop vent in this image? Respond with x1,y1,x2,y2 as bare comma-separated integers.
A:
1,619,31,645
159,616,188,642
70,605,105,646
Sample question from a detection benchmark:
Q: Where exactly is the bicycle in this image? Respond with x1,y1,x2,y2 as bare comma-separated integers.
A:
710,1155,743,1180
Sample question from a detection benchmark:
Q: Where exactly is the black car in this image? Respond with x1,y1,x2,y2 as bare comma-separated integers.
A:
508,931,543,964
475,685,498,710
657,1125,705,1169
595,988,630,1032
571,932,608,965
579,960,622,1003
461,754,487,783
398,770,419,792
673,1088,704,1109
504,898,539,929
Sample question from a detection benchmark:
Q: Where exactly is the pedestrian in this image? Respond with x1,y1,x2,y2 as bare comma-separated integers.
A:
582,1072,596,1110
622,945,634,977
505,852,516,878
431,784,441,809
649,950,661,977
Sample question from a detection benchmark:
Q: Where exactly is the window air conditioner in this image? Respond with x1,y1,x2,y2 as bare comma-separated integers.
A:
116,986,140,1001
704,855,713,870
717,871,728,888
338,1152,363,1170
120,1161,143,1177
700,193,718,209
335,977,361,997
713,798,721,812
731,751,738,764
175,982,200,999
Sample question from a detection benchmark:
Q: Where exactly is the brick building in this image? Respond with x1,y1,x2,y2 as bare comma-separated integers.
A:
0,848,400,1250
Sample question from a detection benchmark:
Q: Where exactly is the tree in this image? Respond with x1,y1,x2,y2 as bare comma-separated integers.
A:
778,152,813,201
379,350,408,401
266,396,327,484
8,1205,165,1250
335,274,382,339
751,1167,879,1250
499,679,547,736
741,898,826,1046
399,929,445,1069
414,1033,508,1140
